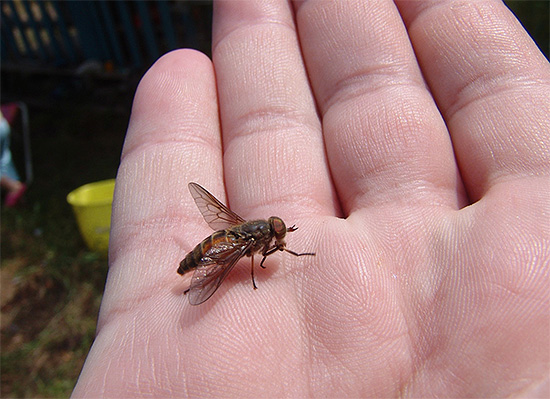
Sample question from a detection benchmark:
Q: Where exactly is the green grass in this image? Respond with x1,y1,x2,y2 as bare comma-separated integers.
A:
1,107,126,398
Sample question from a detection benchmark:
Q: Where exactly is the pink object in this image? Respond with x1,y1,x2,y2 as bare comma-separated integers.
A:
4,184,27,207
1,103,19,125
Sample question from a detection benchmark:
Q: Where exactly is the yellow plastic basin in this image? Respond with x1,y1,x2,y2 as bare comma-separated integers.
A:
67,179,115,255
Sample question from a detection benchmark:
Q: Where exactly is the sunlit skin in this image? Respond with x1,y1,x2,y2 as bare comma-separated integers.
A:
72,1,549,397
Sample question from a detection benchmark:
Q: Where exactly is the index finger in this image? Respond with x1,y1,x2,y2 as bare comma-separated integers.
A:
104,50,223,322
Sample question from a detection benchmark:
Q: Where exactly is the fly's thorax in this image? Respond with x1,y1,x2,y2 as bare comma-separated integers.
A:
233,219,273,253
238,220,272,240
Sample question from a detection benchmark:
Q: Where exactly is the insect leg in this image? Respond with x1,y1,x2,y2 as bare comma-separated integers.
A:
260,245,280,268
257,245,316,274
284,248,316,257
250,254,258,290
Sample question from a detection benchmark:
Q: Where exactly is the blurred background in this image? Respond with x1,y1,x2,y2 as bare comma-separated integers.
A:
0,1,547,397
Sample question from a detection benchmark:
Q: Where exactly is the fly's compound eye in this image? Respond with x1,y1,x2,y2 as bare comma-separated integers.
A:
269,217,287,240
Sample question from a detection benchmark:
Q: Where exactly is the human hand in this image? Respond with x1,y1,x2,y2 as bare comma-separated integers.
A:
72,1,549,397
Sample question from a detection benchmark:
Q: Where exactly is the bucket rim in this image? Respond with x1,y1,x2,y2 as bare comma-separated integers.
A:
67,179,116,207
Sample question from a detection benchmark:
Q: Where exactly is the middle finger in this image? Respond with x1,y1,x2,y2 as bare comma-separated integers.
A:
212,0,338,220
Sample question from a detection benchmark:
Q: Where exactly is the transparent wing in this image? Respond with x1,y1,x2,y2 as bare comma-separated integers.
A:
189,182,245,231
187,240,253,305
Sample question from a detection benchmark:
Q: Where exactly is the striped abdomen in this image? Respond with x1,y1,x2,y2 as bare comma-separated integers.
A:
177,230,236,275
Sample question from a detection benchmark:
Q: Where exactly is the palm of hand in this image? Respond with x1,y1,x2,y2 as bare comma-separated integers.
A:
72,1,549,397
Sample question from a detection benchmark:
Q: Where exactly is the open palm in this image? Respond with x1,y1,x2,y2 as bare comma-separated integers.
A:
72,1,549,397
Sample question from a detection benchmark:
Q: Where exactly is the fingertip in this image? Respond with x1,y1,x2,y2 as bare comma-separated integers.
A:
124,49,216,158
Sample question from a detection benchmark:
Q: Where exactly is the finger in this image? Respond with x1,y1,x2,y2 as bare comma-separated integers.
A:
212,0,338,220
104,50,222,320
396,0,550,200
294,0,465,214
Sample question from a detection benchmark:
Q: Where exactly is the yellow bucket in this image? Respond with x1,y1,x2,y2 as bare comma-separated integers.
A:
67,179,115,255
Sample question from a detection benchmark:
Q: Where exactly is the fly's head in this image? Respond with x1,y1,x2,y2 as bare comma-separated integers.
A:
268,216,288,248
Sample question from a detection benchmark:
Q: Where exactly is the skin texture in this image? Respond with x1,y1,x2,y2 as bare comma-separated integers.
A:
72,0,549,397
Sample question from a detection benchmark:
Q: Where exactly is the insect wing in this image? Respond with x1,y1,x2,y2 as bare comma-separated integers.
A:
187,240,253,305
189,182,245,231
